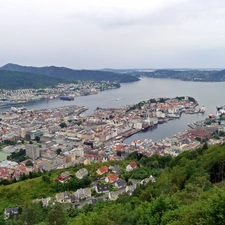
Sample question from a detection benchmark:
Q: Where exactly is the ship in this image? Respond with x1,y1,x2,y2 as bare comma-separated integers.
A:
1,100,11,106
11,106,26,113
49,96,55,100
198,106,205,113
209,114,216,119
60,96,74,101
217,106,222,111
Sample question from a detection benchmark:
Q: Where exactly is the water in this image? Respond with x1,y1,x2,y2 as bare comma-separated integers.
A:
1,78,225,142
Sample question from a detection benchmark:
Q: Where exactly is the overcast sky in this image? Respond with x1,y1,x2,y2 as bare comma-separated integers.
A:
1,0,225,69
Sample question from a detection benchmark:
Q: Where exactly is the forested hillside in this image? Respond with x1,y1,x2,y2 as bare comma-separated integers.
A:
1,63,139,83
2,143,225,224
0,70,69,89
131,69,225,82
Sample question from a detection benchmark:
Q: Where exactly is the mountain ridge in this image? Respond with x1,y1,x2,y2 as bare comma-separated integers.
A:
0,63,139,83
0,70,70,89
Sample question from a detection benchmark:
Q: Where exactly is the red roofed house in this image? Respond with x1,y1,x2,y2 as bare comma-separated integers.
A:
96,165,108,176
126,161,137,172
105,174,119,183
56,171,71,183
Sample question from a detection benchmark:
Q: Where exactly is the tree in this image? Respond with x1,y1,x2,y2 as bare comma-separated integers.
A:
45,203,67,225
42,175,51,183
56,148,62,155
59,122,67,128
202,142,208,150
25,160,33,167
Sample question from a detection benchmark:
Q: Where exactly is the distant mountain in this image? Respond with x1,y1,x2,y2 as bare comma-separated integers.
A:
1,63,139,83
129,69,225,82
0,70,68,89
101,68,137,73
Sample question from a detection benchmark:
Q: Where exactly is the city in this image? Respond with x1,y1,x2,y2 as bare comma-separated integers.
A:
1,95,225,215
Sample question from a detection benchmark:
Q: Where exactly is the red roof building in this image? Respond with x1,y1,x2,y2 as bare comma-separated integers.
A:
105,174,119,183
96,165,108,176
126,161,137,172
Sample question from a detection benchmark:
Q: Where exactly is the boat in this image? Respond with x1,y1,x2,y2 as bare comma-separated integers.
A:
209,114,216,119
217,106,222,111
1,100,11,106
49,96,55,100
10,106,26,113
198,106,205,113
60,96,74,101
18,106,26,111
166,113,180,118
219,109,225,115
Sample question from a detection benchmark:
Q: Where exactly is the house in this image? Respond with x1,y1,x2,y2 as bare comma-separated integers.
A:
115,179,127,188
75,168,88,179
108,192,118,200
126,161,137,172
56,191,71,203
125,184,137,195
71,195,79,204
109,165,121,174
64,191,72,203
57,171,71,183
4,207,19,219
56,192,65,203
32,197,51,206
96,165,108,176
74,188,92,199
140,175,156,185
96,184,110,193
105,174,119,183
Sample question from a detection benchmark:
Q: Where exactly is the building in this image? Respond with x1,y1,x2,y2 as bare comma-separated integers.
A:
108,192,118,200
126,161,137,172
96,184,110,193
57,171,71,183
75,168,88,179
105,174,119,183
4,207,19,219
96,165,108,176
25,144,41,160
115,179,127,188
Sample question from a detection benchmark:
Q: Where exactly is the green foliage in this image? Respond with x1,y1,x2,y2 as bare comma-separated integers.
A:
7,149,26,163
4,144,225,225
59,122,67,128
1,63,139,83
56,148,62,155
25,160,33,167
3,140,17,145
0,70,67,90
42,175,51,183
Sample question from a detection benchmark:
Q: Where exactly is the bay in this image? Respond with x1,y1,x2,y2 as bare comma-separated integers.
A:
1,78,225,142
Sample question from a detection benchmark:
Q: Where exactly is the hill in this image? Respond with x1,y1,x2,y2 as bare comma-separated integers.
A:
0,70,69,89
1,63,139,83
2,143,225,224
130,69,225,82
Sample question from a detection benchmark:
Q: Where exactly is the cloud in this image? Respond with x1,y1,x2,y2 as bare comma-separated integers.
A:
67,0,225,29
1,0,225,68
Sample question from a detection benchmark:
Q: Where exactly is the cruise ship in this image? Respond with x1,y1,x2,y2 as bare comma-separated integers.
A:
60,96,74,101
